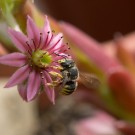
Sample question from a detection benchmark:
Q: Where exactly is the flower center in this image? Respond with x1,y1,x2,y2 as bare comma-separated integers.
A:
31,50,52,68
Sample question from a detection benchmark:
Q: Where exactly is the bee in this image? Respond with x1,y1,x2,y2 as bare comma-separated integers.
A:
60,80,78,95
58,58,79,95
57,58,100,95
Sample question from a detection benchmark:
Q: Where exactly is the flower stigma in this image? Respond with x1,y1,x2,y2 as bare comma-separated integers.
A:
31,50,52,68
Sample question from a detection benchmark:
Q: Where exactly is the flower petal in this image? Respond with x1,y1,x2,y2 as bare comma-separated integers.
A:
27,15,40,46
0,53,26,67
5,65,30,88
43,71,55,104
44,16,51,35
8,28,28,52
41,16,52,49
18,83,27,101
47,33,63,51
27,71,41,101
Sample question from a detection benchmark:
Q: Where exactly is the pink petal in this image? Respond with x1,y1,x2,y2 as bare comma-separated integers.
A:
74,112,117,135
0,53,26,67
44,16,51,34
41,16,52,49
18,83,27,101
8,28,28,52
47,33,63,51
43,71,55,104
27,15,40,47
27,71,41,101
5,65,30,88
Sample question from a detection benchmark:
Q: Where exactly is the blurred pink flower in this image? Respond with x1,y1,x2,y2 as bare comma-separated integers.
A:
0,15,69,103
74,112,120,135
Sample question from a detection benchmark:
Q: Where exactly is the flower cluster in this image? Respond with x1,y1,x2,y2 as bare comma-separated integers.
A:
0,16,71,104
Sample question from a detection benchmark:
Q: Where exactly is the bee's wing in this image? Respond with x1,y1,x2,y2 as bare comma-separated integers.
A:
79,72,100,89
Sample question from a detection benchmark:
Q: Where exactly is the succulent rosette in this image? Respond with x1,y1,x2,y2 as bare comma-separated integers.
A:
0,15,70,104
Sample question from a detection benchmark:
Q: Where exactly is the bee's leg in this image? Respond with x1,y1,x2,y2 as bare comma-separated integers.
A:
51,65,63,70
48,71,63,87
46,80,60,87
46,83,54,87
49,71,63,79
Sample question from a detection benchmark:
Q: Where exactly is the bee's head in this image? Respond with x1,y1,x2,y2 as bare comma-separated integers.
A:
59,59,75,68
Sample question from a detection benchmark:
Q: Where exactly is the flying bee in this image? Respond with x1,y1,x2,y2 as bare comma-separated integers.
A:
58,58,79,95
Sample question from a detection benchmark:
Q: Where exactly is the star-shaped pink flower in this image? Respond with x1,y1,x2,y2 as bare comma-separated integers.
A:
0,15,70,104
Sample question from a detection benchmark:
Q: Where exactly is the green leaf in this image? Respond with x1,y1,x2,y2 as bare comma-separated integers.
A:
0,0,14,12
0,0,26,28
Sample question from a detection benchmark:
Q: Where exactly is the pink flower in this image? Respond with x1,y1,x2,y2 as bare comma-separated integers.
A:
0,15,70,104
74,112,120,135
